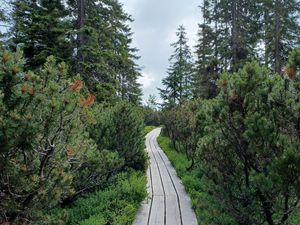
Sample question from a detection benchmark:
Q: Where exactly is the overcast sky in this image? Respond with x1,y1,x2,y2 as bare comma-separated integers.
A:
118,0,201,102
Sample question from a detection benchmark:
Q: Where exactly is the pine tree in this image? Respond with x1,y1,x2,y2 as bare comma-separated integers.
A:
159,25,193,108
146,95,158,110
11,0,71,69
0,48,121,223
198,61,300,224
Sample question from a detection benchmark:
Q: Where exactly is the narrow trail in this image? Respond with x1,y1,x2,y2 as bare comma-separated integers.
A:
133,128,198,225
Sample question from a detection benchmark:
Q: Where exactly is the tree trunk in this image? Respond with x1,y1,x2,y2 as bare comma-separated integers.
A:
257,190,275,225
76,0,86,74
274,0,282,74
231,0,238,70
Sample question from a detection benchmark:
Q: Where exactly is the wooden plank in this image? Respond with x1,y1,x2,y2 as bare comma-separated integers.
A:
133,163,153,225
132,201,151,225
146,167,153,196
148,195,165,225
152,148,176,196
166,195,181,225
180,197,198,225
133,128,198,225
150,163,164,196
152,128,198,225
157,164,176,196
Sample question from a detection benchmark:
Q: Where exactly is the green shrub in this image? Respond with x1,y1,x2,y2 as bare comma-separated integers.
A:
45,171,147,225
197,61,300,224
0,49,122,223
160,100,201,169
91,102,147,171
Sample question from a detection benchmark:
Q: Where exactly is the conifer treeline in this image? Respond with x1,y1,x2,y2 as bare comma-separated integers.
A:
160,0,300,105
194,0,300,99
8,0,142,104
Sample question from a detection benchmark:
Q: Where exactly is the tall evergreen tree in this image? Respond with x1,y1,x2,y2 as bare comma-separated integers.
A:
195,0,300,96
68,0,142,104
262,0,300,73
194,0,219,99
159,25,193,108
194,0,299,98
11,0,71,69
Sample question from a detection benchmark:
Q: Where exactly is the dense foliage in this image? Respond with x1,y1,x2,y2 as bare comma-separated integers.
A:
8,0,142,104
1,0,300,224
197,60,300,224
158,1,300,223
160,101,199,169
160,53,300,224
91,102,147,171
0,0,147,223
46,171,147,225
0,47,146,224
194,0,300,98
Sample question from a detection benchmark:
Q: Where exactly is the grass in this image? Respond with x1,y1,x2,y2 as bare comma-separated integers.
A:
157,135,235,225
143,125,157,135
44,171,147,225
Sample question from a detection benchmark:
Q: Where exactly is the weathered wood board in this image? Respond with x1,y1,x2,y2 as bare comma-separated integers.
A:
133,128,198,225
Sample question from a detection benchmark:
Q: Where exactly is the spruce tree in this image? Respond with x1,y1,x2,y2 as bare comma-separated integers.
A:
262,0,300,73
159,25,193,108
11,0,71,69
195,0,300,81
69,0,142,104
194,0,219,99
194,0,278,99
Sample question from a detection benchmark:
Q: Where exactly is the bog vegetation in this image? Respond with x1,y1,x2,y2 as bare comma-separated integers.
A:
1,0,300,225
0,0,147,224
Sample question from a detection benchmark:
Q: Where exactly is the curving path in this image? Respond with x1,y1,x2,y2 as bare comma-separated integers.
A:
133,128,198,225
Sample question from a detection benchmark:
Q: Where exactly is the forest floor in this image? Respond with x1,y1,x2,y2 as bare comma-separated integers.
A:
133,128,197,225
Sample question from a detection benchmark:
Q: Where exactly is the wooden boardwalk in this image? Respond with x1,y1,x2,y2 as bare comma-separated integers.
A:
133,128,198,225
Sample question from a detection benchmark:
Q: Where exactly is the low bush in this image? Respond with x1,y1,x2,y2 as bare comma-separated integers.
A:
197,60,300,224
0,48,147,224
0,49,117,223
91,102,147,171
43,171,147,225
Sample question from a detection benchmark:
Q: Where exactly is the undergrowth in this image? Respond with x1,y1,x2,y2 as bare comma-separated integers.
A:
43,171,147,225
